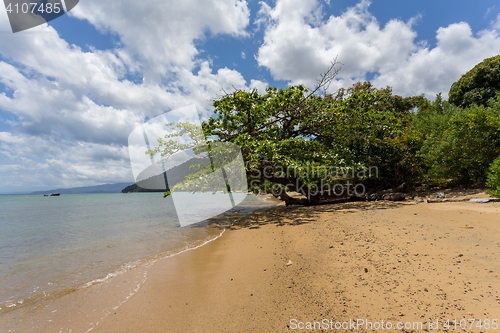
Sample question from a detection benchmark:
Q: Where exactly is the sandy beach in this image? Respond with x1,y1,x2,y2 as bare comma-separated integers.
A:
5,191,500,332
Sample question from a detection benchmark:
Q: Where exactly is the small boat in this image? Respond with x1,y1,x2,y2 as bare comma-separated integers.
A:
50,193,60,196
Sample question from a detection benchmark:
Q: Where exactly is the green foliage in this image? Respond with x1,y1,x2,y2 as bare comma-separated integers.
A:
145,121,246,196
147,57,500,204
203,81,422,197
449,55,500,108
204,85,347,195
412,93,454,135
415,95,500,183
146,121,206,158
412,94,456,183
486,155,500,197
318,82,423,183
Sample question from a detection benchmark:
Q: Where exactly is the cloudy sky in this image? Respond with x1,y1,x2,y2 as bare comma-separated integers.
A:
0,0,499,193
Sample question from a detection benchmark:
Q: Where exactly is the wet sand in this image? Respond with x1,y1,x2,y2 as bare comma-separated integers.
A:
5,193,500,332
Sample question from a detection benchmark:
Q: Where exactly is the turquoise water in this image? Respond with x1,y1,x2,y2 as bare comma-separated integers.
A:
0,192,274,314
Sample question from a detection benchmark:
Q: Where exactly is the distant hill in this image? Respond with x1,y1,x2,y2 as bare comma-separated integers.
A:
121,183,166,193
30,158,211,195
122,157,209,193
31,182,134,195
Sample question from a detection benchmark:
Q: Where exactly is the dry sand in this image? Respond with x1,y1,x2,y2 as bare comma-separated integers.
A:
5,192,500,332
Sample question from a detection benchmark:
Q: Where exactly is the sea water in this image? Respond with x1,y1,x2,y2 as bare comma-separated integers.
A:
0,192,275,317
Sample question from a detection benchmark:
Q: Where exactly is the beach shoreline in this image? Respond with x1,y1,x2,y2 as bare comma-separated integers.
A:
4,191,500,332
0,193,279,331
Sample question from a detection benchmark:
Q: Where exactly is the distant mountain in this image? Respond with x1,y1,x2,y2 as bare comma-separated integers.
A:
30,158,211,195
31,182,134,195
122,157,209,193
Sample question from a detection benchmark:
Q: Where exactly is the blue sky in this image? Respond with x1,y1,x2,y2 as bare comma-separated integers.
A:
0,0,499,193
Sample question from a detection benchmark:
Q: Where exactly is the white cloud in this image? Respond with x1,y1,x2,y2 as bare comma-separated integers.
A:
254,1,273,31
70,0,250,81
0,130,134,192
485,6,496,18
372,22,500,97
249,79,268,94
256,0,500,97
0,0,255,192
494,13,500,31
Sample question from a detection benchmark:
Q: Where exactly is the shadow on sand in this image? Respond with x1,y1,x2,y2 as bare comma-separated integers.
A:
210,199,412,230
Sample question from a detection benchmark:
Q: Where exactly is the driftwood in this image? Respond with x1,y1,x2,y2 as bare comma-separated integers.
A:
256,159,409,206
427,198,500,203
366,183,406,201
273,188,364,206
382,192,406,201
272,183,407,206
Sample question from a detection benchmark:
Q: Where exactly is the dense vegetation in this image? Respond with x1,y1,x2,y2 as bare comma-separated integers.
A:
414,94,500,184
200,80,423,204
487,156,500,197
148,56,500,203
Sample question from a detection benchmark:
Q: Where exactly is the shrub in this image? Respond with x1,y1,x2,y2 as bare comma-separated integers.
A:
486,156,500,197
416,95,500,184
